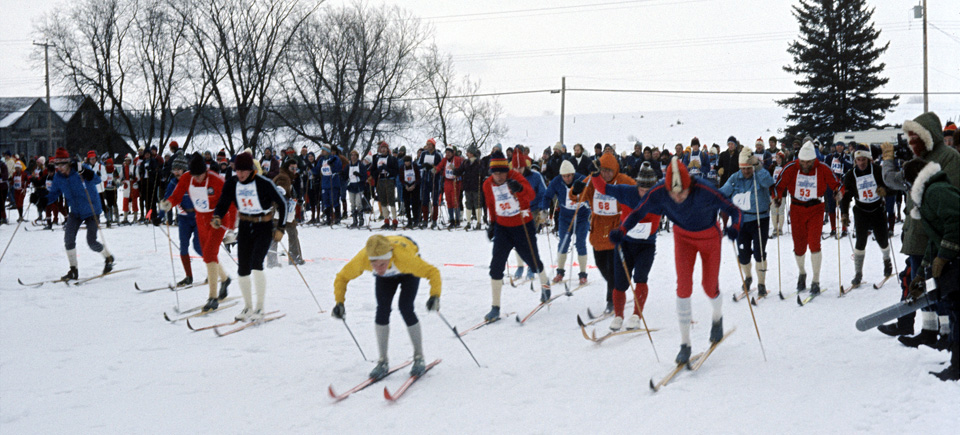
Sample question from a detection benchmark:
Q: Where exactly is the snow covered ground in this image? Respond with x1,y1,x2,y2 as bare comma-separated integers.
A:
1,219,958,434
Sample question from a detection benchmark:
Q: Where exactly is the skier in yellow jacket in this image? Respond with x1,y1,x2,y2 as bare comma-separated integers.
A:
333,234,441,379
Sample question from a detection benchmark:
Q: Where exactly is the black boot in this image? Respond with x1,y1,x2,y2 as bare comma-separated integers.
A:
931,341,960,381
676,344,692,364
177,276,193,287
898,329,938,348
62,267,79,281
883,259,893,277
202,297,219,312
710,317,723,343
218,276,231,300
877,318,913,337
103,255,115,274
797,274,806,291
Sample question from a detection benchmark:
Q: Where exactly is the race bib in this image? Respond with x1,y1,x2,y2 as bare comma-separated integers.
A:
794,172,817,201
830,158,843,175
626,222,652,240
493,183,520,217
856,173,879,204
105,173,114,188
561,185,577,210
321,161,332,176
236,182,264,214
13,176,22,190
46,180,52,189
377,158,386,168
286,198,296,223
592,192,618,216
445,164,454,179
404,168,416,184
688,166,702,177
349,167,360,184
732,191,753,211
773,166,784,180
423,154,435,166
188,182,211,212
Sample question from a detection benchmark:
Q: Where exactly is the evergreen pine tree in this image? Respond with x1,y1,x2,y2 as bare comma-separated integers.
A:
778,0,897,140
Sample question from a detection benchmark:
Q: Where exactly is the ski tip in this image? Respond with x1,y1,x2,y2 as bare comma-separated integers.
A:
586,307,596,319
134,282,141,290
576,315,586,327
213,327,225,337
186,319,196,331
163,312,173,322
383,386,395,401
796,295,803,306
327,385,337,399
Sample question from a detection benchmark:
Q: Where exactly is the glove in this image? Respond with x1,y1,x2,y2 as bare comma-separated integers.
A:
506,179,523,194
876,187,887,198
486,223,496,241
273,229,284,242
159,199,172,212
609,228,625,245
908,274,925,300
332,302,345,319
748,156,761,169
423,163,433,171
426,295,440,312
571,179,586,196
79,165,94,181
210,216,222,229
773,197,782,207
841,214,850,228
932,257,948,279
718,168,724,177
352,171,360,178
724,225,739,241
881,143,894,161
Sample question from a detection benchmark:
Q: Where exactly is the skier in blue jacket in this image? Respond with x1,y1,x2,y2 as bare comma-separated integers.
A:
719,147,775,298
543,160,591,283
48,147,114,280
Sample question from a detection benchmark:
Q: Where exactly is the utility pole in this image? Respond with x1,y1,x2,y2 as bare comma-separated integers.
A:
559,76,566,147
33,41,54,156
922,0,928,113
913,1,928,112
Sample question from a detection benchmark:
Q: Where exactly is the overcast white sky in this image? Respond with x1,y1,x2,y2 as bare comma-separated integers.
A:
2,0,958,117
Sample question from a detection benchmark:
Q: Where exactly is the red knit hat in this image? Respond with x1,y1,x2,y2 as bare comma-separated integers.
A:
511,148,527,169
488,150,509,173
53,147,71,164
87,150,97,159
426,138,437,147
665,156,691,193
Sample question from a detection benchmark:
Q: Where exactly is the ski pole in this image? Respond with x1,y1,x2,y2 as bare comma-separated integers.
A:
835,201,844,294
165,219,181,311
0,220,22,264
615,245,660,362
341,318,369,361
776,204,783,300
279,240,325,313
436,311,481,368
730,240,768,361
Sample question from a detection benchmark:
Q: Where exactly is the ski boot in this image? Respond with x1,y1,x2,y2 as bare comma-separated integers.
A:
103,255,115,274
757,284,767,298
929,334,950,351
219,277,231,300
248,308,264,321
410,355,426,377
840,229,848,238
609,316,623,331
883,259,893,277
370,359,390,380
710,317,723,343
235,307,254,321
931,348,959,381
851,273,862,286
809,282,820,295
202,297,219,312
624,314,641,330
676,344,692,364
877,320,913,337
797,274,807,291
742,276,753,293
552,269,565,284
484,306,501,322
513,266,525,280
177,276,193,287
540,284,551,303
603,300,614,314
899,329,938,348
828,229,837,238
578,272,588,285
62,267,79,282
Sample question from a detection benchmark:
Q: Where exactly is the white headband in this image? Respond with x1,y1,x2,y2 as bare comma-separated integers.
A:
368,252,392,261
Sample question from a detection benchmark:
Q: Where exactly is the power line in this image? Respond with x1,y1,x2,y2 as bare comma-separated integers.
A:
420,0,698,23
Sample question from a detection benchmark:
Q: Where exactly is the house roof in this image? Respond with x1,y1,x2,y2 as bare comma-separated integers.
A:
0,95,88,129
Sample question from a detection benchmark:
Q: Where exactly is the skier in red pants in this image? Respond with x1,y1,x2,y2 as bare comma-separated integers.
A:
774,141,842,295
613,157,743,364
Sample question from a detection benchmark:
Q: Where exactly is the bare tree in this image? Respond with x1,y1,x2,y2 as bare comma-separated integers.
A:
274,1,425,157
455,76,507,151
181,0,316,156
417,43,458,148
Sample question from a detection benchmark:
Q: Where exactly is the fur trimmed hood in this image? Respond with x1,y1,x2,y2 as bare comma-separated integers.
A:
910,162,942,220
903,112,944,154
